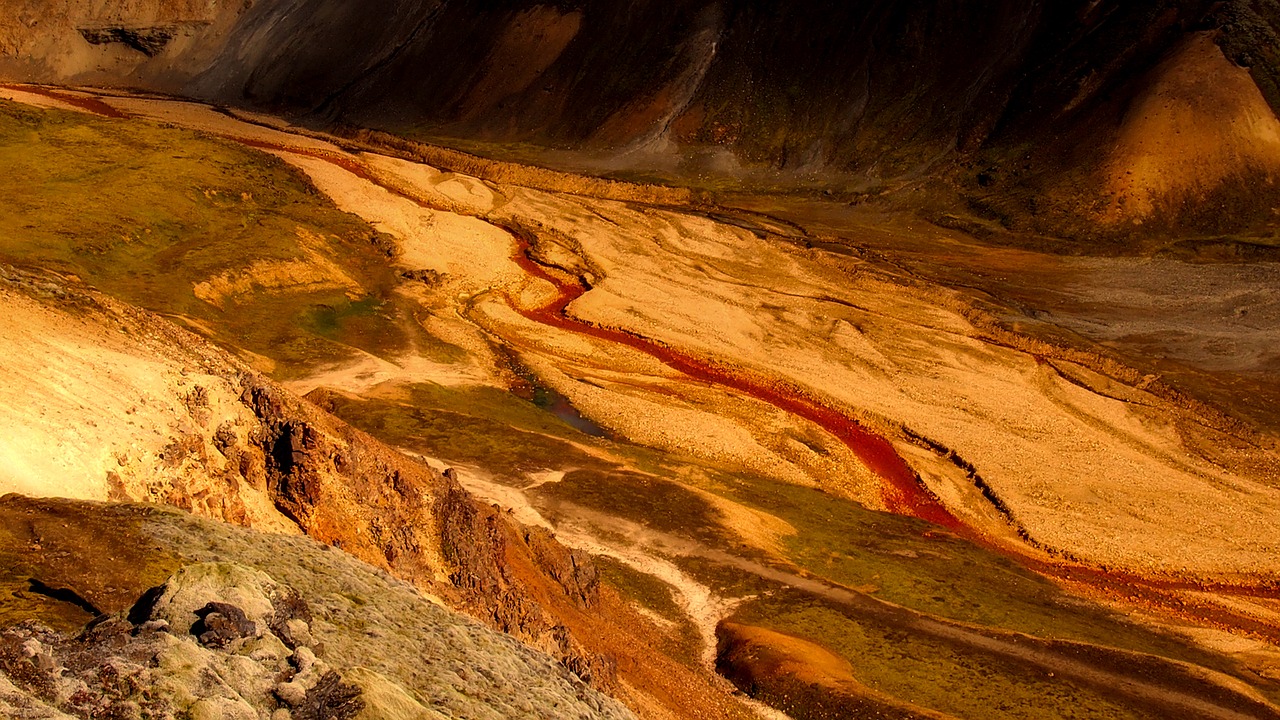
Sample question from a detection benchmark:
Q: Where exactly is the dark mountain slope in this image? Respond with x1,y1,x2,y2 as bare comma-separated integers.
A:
3,1,1280,234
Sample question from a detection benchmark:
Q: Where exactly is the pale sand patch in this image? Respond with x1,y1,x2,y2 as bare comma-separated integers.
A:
490,184,1280,577
548,507,738,672
363,153,499,215
276,153,525,295
524,469,566,490
447,464,556,532
45,89,1278,578
517,351,825,491
0,86,85,112
469,296,649,364
1176,623,1280,682
283,350,491,398
98,95,345,154
0,290,205,498
694,486,797,558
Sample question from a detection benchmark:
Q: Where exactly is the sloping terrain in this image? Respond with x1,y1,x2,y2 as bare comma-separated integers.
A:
6,1,1280,241
0,87,1278,719
0,494,631,720
0,97,766,720
2,3,1280,720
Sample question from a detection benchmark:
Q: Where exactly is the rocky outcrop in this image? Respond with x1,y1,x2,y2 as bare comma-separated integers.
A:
77,25,180,57
437,478,617,688
235,378,449,586
0,495,635,720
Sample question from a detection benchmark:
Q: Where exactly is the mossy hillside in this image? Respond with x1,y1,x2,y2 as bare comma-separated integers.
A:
730,591,1152,720
0,99,416,376
0,496,633,720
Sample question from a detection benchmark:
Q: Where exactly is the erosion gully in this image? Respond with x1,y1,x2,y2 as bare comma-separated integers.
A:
28,84,1280,642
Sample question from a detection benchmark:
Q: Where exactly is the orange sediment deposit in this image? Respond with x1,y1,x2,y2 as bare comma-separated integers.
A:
168,113,1280,641
231,131,952,534
502,227,1280,640
338,127,695,206
235,139,383,184
716,622,958,720
499,221,960,530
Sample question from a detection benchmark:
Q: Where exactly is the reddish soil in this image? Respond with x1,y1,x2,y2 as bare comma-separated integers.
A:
498,226,1280,641
236,139,382,183
232,137,959,531
0,84,128,118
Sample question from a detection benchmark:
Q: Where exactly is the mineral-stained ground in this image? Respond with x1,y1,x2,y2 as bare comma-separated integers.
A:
2,3,1280,719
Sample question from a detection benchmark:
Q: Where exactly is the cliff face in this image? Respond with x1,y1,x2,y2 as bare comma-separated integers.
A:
0,2,1203,163
0,0,240,82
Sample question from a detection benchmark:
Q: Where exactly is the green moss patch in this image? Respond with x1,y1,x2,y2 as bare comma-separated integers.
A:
731,591,1152,720
708,469,1242,673
311,383,617,478
0,99,414,376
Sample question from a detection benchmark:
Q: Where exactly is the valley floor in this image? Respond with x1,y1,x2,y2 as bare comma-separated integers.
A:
1,84,1278,719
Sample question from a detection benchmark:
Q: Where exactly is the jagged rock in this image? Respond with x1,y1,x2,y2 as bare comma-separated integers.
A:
192,602,256,648
141,563,278,638
293,670,365,720
437,480,617,689
77,26,175,57
524,526,599,610
0,497,635,720
268,587,314,651
399,268,442,285
0,273,628,704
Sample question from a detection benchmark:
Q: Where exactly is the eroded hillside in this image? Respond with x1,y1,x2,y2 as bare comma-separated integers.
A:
0,495,633,720
0,85,1278,719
